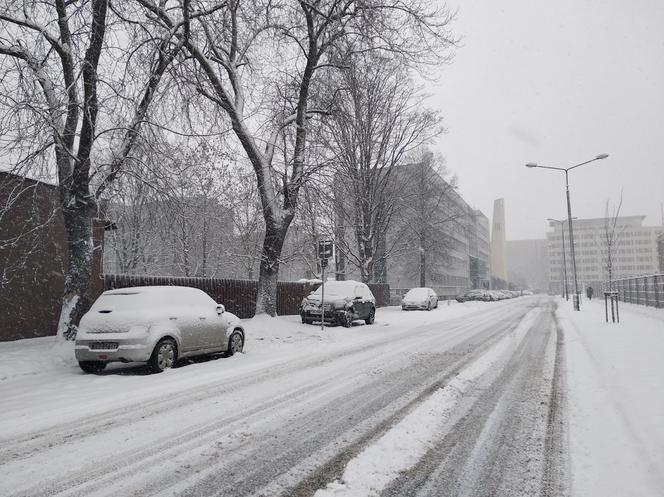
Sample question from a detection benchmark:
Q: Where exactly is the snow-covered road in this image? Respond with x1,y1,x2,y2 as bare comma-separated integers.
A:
1,296,564,497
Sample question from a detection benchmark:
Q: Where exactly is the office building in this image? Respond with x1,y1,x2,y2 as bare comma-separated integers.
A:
547,216,663,292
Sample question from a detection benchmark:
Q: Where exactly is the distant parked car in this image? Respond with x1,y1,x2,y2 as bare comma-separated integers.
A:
300,280,376,327
456,290,488,302
401,287,438,311
75,286,245,374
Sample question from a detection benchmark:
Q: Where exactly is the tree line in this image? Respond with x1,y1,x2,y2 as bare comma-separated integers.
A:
0,0,457,339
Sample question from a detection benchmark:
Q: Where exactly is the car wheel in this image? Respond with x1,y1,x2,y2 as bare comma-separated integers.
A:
341,310,353,328
78,361,106,374
224,330,244,357
427,302,431,311
301,314,308,324
365,306,375,325
148,338,178,373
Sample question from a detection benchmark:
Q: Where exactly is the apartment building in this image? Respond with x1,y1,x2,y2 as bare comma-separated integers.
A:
546,216,663,293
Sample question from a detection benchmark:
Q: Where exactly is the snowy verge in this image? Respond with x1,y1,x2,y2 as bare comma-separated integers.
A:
313,307,542,497
557,298,664,497
1,300,519,437
0,300,481,383
0,337,78,382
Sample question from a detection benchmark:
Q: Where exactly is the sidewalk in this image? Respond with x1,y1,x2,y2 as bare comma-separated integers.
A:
556,297,664,497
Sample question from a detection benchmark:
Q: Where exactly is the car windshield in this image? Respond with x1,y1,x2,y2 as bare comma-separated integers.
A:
312,281,357,298
404,288,429,299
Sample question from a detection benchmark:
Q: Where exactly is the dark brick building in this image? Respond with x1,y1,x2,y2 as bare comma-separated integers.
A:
0,172,104,341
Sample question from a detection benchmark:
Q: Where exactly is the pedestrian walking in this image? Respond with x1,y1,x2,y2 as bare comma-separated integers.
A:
586,285,594,300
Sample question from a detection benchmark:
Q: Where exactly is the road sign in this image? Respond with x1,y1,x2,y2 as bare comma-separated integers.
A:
320,258,328,268
318,240,333,259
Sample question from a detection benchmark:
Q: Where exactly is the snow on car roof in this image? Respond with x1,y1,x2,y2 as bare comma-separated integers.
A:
404,288,431,298
312,280,363,295
97,286,214,308
104,286,204,295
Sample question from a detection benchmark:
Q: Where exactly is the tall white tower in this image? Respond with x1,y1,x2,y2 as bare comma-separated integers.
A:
490,198,508,282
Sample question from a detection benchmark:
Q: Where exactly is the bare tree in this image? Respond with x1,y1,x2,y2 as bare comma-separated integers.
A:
135,0,455,314
393,150,461,287
324,54,441,283
601,192,624,291
0,0,188,338
104,139,236,278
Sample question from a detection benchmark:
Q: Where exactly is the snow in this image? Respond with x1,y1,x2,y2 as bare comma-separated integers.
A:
311,280,360,296
0,337,76,382
313,307,541,497
0,301,483,436
4,299,526,497
403,287,431,300
4,296,661,496
557,298,664,497
100,285,217,307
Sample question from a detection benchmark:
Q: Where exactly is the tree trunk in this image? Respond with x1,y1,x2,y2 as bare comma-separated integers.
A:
255,222,288,316
57,202,95,340
419,250,426,287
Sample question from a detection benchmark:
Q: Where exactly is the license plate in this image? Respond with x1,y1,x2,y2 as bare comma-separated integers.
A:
90,342,119,350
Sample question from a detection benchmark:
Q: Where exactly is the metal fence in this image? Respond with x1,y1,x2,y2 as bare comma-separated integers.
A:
103,274,391,318
599,274,664,309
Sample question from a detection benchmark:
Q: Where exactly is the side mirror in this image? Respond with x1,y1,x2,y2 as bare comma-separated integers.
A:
216,304,225,315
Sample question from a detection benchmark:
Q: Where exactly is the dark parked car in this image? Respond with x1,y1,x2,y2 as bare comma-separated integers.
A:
300,280,376,327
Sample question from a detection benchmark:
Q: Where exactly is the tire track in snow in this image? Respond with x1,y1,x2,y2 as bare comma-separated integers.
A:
2,301,537,497
375,299,565,497
164,302,541,497
542,305,568,497
0,300,522,463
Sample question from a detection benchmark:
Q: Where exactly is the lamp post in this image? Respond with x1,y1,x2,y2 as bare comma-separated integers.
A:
547,217,577,300
526,154,609,310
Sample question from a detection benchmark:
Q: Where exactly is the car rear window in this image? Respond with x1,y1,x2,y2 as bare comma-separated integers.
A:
405,288,429,299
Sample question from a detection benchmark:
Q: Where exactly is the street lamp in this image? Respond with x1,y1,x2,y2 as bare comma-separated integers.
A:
547,217,577,301
526,154,609,310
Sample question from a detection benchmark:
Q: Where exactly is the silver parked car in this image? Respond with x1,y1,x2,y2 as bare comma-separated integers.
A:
401,287,439,311
75,286,245,374
300,280,376,327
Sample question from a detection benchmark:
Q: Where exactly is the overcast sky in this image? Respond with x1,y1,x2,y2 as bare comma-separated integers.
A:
427,0,664,240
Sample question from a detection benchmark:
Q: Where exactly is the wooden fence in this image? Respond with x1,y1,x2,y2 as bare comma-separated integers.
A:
103,274,390,318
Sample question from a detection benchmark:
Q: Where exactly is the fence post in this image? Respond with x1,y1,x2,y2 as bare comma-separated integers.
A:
655,275,661,309
633,278,637,304
645,276,650,307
